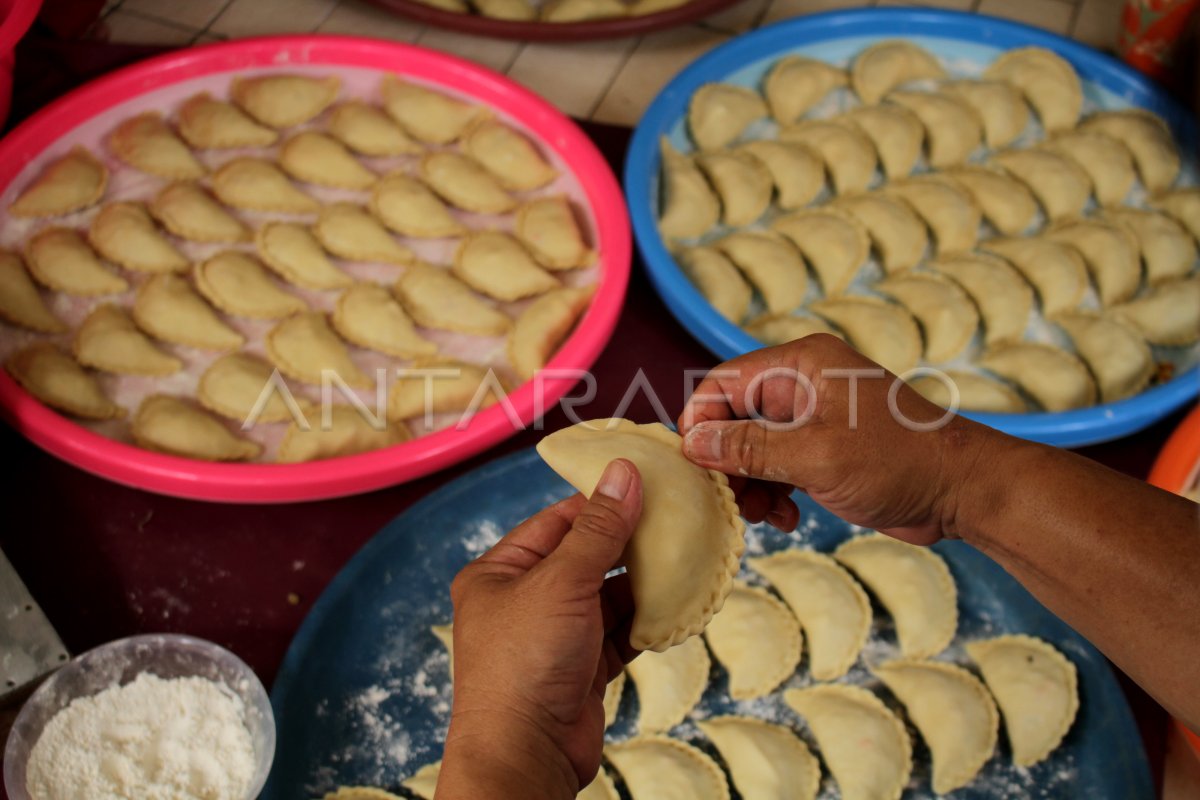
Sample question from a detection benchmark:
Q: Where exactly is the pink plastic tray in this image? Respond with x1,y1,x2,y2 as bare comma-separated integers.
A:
0,36,631,503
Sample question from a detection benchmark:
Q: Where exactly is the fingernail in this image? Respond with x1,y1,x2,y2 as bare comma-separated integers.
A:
684,423,722,462
596,459,633,501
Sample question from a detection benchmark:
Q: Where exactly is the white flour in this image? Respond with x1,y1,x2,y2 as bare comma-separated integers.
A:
26,673,256,800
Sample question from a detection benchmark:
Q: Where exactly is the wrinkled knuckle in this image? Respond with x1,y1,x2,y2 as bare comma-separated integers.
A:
728,422,769,477
572,500,629,541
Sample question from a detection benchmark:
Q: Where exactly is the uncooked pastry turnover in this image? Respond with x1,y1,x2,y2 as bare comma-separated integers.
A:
537,418,744,652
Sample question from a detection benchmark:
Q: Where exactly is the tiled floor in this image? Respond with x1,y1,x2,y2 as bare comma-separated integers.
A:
97,0,1123,125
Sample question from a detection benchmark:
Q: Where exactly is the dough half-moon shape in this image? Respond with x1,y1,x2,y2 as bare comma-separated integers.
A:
266,312,371,389
6,343,124,420
1105,207,1197,285
784,684,912,800
744,314,840,347
875,271,978,363
393,262,511,337
10,147,107,218
1080,109,1180,193
885,176,981,255
852,40,945,105
985,47,1082,133
107,112,205,180
771,207,870,295
508,286,593,380
537,418,744,652
834,533,957,659
1110,275,1200,345
1054,311,1154,404
808,296,922,376
0,250,65,332
763,55,847,125
978,342,1096,412
279,131,377,190
197,351,311,424
688,82,767,151
332,283,438,359
657,138,720,240
150,182,251,244
74,304,183,377
779,119,877,195
605,736,730,800
89,202,189,274
177,92,278,149
873,659,999,794
676,246,752,324
132,394,261,461
230,73,340,129
943,165,1038,238
909,370,1025,414
625,634,710,733
965,634,1079,767
712,230,807,316
704,581,801,699
313,203,414,265
133,274,245,351
978,236,1088,316
194,251,307,320
277,403,411,464
932,251,1033,346
1045,218,1142,306
836,191,929,273
697,716,821,800
749,549,871,680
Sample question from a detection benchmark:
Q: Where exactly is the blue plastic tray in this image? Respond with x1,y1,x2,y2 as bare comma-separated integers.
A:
625,8,1200,448
264,445,1153,799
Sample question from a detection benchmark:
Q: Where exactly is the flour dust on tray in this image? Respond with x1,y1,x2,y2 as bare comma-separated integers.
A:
26,672,256,800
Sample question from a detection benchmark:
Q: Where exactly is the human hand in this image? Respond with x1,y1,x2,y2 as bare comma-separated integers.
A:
677,334,997,546
438,459,642,800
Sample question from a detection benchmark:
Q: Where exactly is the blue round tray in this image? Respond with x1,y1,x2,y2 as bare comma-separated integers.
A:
625,8,1200,448
264,445,1153,799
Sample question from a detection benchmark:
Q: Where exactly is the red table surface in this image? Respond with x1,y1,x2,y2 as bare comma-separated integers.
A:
0,35,1187,795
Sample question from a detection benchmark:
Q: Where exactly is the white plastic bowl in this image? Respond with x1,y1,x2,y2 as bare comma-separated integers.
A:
3,634,276,800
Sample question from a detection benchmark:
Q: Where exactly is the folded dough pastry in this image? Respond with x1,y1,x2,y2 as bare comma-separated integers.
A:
0,251,66,332
327,101,421,157
211,158,319,214
749,549,871,680
932,252,1033,345
697,717,820,800
1150,187,1200,242
1055,311,1154,404
89,202,189,274
991,147,1092,222
809,296,921,376
887,90,983,168
784,684,912,800
695,150,772,228
657,138,720,240
198,351,311,424
605,737,729,800
452,232,559,302
1045,130,1137,207
515,196,591,270
177,92,278,149
74,304,182,377
387,358,504,422
381,75,481,144
133,274,245,351
985,47,1082,133
843,104,924,181
736,139,825,210
909,370,1025,414
834,533,958,658
885,176,982,255
676,247,751,324
625,634,710,732
537,418,744,652
393,262,511,336
943,165,1039,238
231,74,340,128
107,112,205,180
150,182,250,244
965,635,1079,767
763,55,847,125
25,227,129,296
873,660,999,794
333,283,438,359
771,207,870,295
744,313,839,347
713,231,807,315
1110,275,1200,345
6,343,124,420
279,131,377,190
266,312,371,388
371,172,466,239
257,222,353,291
978,342,1096,412
314,203,414,265
1045,218,1142,306
779,119,877,195
1080,109,1180,193
1105,207,1196,284
852,39,945,105
943,79,1030,148
703,581,800,699
875,271,978,363
420,151,515,214
688,83,767,151
132,394,261,461
462,119,558,191
508,286,593,380
978,236,1088,316
836,192,929,273
9,147,107,218
194,251,307,320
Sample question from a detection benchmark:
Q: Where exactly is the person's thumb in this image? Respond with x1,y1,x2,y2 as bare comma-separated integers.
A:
547,459,642,586
682,419,796,484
